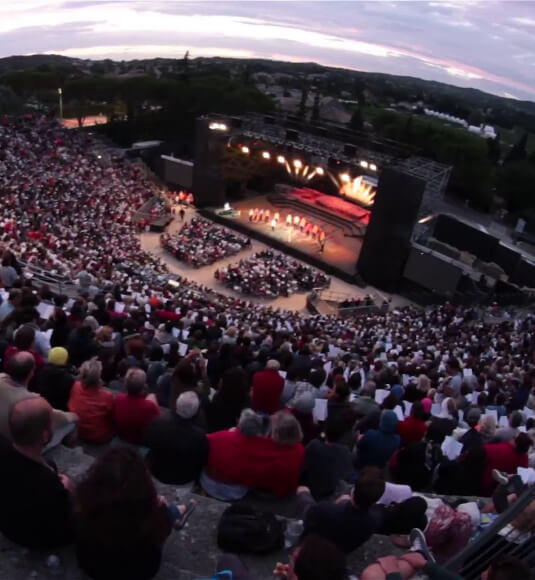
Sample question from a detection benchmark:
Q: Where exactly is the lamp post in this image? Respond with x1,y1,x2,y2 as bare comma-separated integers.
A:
57,88,63,121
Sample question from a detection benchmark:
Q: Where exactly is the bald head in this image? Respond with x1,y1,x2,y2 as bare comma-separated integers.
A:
9,397,53,447
7,351,36,385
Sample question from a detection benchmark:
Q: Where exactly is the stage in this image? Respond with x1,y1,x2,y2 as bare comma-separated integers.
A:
202,194,365,282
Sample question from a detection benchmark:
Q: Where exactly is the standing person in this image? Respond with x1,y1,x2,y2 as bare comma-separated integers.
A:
74,446,194,580
179,207,185,222
251,359,284,415
0,397,74,549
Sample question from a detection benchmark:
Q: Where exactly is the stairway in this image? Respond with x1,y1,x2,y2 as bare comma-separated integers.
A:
267,193,366,238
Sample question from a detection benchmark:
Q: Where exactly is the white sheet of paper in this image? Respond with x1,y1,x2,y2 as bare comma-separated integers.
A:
465,393,473,403
431,403,442,417
181,329,189,340
517,467,535,485
394,405,404,422
178,342,188,357
313,398,328,422
37,302,55,320
145,304,151,313
518,426,527,433
114,302,125,314
171,327,180,338
404,401,413,418
0,290,8,303
375,389,389,405
484,409,498,423
463,368,473,378
402,374,410,387
161,344,170,355
499,415,509,428
441,436,463,460
279,370,287,379
523,407,535,418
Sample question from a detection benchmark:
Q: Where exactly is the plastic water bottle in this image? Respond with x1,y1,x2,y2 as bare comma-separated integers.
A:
46,554,62,576
284,519,304,549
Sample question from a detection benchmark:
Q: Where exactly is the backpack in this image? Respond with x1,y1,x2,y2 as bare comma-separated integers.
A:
217,504,285,554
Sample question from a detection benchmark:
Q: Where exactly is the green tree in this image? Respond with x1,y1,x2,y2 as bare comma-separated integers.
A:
497,160,535,211
487,135,501,165
505,131,528,164
348,107,363,131
310,91,320,122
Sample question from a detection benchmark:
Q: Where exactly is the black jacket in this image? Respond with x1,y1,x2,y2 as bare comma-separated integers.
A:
144,413,209,484
35,363,75,411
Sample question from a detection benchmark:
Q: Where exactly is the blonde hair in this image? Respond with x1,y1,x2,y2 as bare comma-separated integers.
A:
480,415,496,439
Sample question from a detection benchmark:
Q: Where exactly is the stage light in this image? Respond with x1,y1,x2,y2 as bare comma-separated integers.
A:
370,163,377,171
340,173,350,182
316,167,324,176
262,151,271,160
241,146,250,154
418,214,435,224
360,160,368,169
209,122,227,131
277,155,285,164
293,159,303,169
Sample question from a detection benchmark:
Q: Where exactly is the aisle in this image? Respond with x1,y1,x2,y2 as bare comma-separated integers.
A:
138,209,389,313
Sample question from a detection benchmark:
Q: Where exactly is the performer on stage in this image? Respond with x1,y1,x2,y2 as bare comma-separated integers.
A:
286,214,292,227
319,230,326,253
299,216,306,232
253,208,259,222
265,209,270,224
270,218,276,232
248,209,254,222
274,212,280,223
293,215,300,227
305,222,313,237
311,224,319,239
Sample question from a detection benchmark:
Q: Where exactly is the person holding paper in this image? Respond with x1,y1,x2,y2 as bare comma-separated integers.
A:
493,411,523,444
481,434,531,496
398,402,428,447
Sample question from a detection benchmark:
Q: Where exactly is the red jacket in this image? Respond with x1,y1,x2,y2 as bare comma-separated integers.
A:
251,369,284,415
113,393,160,445
398,417,427,447
205,429,304,497
481,442,528,496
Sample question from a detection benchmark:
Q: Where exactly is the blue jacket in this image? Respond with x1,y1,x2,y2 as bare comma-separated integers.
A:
355,410,400,469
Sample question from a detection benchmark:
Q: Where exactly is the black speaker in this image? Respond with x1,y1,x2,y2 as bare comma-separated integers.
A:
357,168,425,290
192,118,227,208
286,129,299,142
344,144,356,157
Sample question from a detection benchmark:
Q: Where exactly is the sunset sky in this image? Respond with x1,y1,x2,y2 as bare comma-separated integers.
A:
1,1,535,100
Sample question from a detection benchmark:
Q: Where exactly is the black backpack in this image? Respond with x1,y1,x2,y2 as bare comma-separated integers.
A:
217,504,285,554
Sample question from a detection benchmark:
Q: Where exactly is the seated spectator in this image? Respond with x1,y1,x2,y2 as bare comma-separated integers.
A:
217,534,346,580
355,409,400,470
146,345,167,390
3,324,45,376
113,369,160,444
480,414,498,443
398,401,428,447
251,359,284,415
427,397,458,444
300,418,354,500
0,288,21,323
144,391,208,485
206,366,250,433
353,381,379,419
327,380,359,447
291,392,320,445
34,346,75,411
299,466,386,553
459,407,483,451
74,446,192,580
68,358,115,444
67,317,99,367
481,433,531,496
201,409,304,500
0,397,73,549
493,411,523,443
0,351,77,447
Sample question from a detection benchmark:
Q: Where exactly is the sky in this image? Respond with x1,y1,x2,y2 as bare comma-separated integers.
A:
1,1,535,101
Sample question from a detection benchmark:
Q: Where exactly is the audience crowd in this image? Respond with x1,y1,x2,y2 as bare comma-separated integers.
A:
160,217,251,267
214,250,330,298
0,114,533,580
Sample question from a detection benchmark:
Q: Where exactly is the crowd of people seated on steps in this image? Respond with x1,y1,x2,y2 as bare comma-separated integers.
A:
0,114,534,579
214,250,330,298
160,217,251,268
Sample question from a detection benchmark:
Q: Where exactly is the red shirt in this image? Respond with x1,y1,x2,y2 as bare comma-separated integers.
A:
251,369,284,415
481,442,528,496
113,393,160,444
205,429,304,497
68,381,115,444
398,417,428,446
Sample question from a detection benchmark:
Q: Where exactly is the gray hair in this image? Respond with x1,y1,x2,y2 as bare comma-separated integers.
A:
79,358,102,388
125,368,147,396
175,391,200,419
269,411,303,446
266,359,280,371
238,409,262,437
